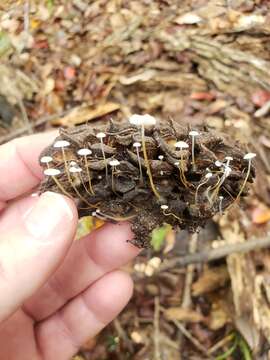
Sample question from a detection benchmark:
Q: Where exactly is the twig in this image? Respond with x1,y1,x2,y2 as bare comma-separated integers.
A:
153,296,161,360
178,233,198,355
18,98,33,135
208,333,234,355
159,234,270,271
113,318,134,354
0,111,68,144
172,319,212,358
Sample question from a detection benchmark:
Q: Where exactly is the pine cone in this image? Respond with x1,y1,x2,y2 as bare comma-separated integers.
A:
39,116,256,248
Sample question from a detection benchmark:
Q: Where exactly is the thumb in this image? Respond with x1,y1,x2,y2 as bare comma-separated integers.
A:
0,192,78,322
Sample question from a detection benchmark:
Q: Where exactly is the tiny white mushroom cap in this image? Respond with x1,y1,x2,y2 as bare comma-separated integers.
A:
53,140,70,148
219,195,224,199
205,172,213,178
129,114,156,126
189,130,199,137
70,161,77,166
174,161,180,166
244,152,256,160
225,156,233,161
174,141,189,149
109,159,120,167
215,160,222,167
98,175,102,179
44,168,61,176
96,132,106,139
133,142,141,148
77,148,92,156
40,155,53,163
69,166,82,173
158,155,164,160
161,204,168,210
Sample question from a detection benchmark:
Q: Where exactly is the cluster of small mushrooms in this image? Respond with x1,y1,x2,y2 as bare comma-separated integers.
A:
39,114,256,248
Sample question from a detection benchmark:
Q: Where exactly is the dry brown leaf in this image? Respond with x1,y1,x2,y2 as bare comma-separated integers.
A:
208,300,231,330
192,266,229,296
164,307,203,323
50,102,120,126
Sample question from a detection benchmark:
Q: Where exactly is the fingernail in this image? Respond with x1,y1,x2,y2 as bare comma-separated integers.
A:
24,192,74,239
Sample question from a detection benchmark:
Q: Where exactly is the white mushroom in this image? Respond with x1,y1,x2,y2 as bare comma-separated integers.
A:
133,142,143,183
129,114,160,199
189,130,199,170
174,141,189,188
96,132,108,183
195,172,213,203
77,148,94,195
109,159,120,192
235,152,256,201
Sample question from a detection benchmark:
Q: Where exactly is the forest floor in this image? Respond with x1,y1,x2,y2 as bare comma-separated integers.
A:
1,1,270,359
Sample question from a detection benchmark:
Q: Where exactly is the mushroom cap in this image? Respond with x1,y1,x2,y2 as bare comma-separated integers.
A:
160,204,168,210
189,130,199,137
215,160,222,167
53,140,71,148
174,141,189,149
244,152,256,160
96,132,106,139
205,172,213,178
133,142,141,148
77,148,92,156
225,156,233,161
109,159,120,167
158,155,164,160
44,168,61,176
129,114,156,126
69,166,82,173
40,155,53,163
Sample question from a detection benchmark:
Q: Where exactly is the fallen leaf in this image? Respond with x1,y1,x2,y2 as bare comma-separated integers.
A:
51,102,120,126
192,266,229,296
164,307,204,323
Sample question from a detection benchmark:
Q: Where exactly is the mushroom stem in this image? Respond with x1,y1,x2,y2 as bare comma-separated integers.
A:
161,205,181,222
133,142,143,184
189,131,199,170
195,172,212,204
41,156,72,198
84,155,94,195
61,148,94,207
141,125,161,199
94,209,136,222
219,196,224,215
100,137,108,182
235,153,256,202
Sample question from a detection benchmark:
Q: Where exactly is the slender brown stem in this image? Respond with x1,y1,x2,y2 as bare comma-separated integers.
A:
141,125,161,199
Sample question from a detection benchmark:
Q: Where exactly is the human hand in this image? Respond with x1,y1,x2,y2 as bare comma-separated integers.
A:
0,132,140,360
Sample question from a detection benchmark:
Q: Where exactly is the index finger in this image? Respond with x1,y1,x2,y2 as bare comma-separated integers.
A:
0,131,57,204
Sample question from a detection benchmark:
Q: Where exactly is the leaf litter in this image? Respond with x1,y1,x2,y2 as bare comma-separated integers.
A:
1,0,270,358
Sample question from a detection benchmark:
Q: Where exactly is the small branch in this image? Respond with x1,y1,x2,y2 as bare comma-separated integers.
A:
178,233,198,355
159,234,270,271
113,318,134,354
18,98,32,134
153,296,161,360
0,111,68,145
171,318,212,359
